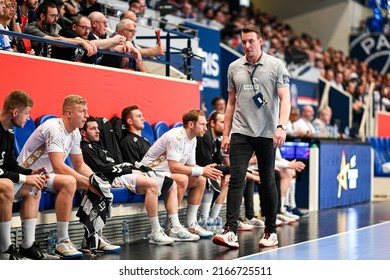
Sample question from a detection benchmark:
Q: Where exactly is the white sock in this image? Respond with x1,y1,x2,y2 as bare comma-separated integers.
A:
185,204,200,227
57,221,69,242
289,179,297,209
21,218,37,249
199,188,214,218
211,203,223,220
149,216,161,233
280,197,286,213
168,213,181,228
0,221,12,252
285,188,291,208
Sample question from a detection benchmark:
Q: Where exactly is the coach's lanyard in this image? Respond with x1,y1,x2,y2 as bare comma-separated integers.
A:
246,64,259,94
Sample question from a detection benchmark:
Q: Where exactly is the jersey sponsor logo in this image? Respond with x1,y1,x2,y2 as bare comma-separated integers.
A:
243,84,259,91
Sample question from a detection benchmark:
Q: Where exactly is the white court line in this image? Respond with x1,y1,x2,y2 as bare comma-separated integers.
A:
236,220,390,260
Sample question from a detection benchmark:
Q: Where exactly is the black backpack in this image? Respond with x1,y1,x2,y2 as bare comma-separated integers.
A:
110,116,128,144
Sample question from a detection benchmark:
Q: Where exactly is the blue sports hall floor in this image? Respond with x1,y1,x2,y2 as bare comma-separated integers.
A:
92,199,390,260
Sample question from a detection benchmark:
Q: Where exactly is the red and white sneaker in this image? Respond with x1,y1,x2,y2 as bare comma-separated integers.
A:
212,227,239,249
237,220,254,231
259,232,278,247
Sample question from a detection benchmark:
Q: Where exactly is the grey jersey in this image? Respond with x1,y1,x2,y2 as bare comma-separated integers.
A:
228,52,290,138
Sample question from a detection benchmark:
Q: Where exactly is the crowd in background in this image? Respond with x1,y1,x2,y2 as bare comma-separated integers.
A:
1,0,390,124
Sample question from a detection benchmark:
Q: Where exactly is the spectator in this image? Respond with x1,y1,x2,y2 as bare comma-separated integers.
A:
312,106,332,137
352,81,366,133
129,0,148,25
140,109,223,239
0,0,17,51
64,0,81,18
207,9,226,30
99,18,149,72
120,10,166,58
286,107,300,136
15,0,37,32
0,90,51,260
80,116,198,244
23,1,97,57
292,105,316,137
17,94,116,258
51,14,92,61
47,0,71,29
79,0,101,16
128,0,141,14
210,96,226,114
81,11,141,65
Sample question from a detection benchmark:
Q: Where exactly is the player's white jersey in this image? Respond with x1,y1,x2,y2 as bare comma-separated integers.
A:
140,126,196,173
17,118,81,172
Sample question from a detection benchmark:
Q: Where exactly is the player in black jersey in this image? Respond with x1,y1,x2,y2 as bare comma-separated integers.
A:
0,90,49,260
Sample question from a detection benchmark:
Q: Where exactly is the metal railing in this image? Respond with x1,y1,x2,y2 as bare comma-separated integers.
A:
0,28,196,79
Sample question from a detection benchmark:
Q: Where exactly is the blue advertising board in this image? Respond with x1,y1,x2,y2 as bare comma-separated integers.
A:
319,143,371,209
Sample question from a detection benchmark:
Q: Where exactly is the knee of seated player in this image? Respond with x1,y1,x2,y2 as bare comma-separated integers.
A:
0,178,14,201
54,175,77,195
189,175,206,190
137,176,159,196
20,184,42,201
172,174,189,191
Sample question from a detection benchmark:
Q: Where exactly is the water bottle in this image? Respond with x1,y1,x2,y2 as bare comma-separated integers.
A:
122,220,130,244
29,186,39,196
46,229,57,255
325,125,332,138
215,215,223,234
143,231,150,240
198,214,206,229
344,126,350,139
333,124,338,139
29,170,46,196
314,123,321,137
206,214,214,232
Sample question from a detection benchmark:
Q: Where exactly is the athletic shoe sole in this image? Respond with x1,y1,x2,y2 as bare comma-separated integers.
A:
259,242,278,247
55,250,83,260
149,240,174,245
212,236,239,249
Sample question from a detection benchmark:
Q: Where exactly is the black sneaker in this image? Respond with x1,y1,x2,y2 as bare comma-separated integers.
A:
19,241,45,260
0,244,26,260
19,241,60,260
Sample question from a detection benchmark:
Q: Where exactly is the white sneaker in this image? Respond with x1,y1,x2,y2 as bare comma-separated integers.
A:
276,218,284,226
282,210,300,221
149,229,174,245
55,239,83,259
259,232,278,247
98,236,122,253
237,220,254,231
167,226,200,242
277,213,296,225
187,222,214,239
245,217,265,227
212,228,239,249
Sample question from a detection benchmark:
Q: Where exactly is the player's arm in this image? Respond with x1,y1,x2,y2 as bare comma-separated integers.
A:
48,152,91,190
